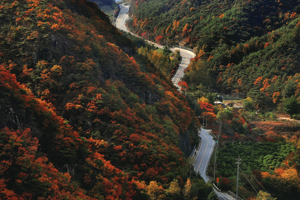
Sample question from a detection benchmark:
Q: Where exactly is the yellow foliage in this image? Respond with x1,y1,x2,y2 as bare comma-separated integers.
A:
280,167,299,181
244,97,253,103
165,179,181,197
146,181,165,200
214,104,224,112
256,190,276,200
197,48,205,58
198,96,209,103
184,178,192,199
50,65,63,75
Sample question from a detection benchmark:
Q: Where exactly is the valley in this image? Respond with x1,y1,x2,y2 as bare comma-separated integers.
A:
1,0,300,199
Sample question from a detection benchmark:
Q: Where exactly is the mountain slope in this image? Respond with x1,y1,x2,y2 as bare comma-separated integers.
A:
0,0,207,199
129,0,300,108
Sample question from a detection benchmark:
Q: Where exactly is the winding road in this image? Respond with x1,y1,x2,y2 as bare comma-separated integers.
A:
115,4,235,200
116,4,129,32
115,4,195,89
194,128,236,200
194,128,215,183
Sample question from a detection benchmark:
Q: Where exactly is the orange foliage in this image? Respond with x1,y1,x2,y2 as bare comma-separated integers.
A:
201,111,217,124
272,92,281,103
178,81,189,91
0,0,203,198
0,128,94,199
254,76,263,85
237,79,243,86
198,101,214,112
264,42,270,48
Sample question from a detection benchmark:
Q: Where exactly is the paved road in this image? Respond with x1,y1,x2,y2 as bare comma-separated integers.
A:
115,4,129,32
170,47,195,89
194,128,236,200
115,5,235,200
115,4,195,89
194,128,215,182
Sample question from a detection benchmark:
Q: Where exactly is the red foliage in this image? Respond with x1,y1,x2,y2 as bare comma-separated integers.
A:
178,81,189,91
221,177,230,186
234,132,240,139
0,128,94,199
0,0,203,197
264,42,270,48
155,35,163,43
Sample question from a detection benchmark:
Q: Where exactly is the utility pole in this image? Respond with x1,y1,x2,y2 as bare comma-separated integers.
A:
236,157,241,200
213,121,222,183
213,143,217,183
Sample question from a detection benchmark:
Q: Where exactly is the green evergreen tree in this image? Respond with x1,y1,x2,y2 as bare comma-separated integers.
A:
283,96,300,118
243,97,253,111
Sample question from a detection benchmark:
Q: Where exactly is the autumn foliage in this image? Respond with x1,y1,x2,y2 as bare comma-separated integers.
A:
129,0,300,109
0,0,203,199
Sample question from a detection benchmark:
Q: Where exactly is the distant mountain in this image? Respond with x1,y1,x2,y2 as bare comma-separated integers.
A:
0,0,210,199
129,0,300,108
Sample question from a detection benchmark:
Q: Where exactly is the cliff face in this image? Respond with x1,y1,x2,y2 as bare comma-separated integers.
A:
0,0,202,199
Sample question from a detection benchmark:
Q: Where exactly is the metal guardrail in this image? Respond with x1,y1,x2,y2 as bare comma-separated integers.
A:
189,145,197,164
228,190,245,200
213,183,221,192
189,145,196,157
172,45,195,53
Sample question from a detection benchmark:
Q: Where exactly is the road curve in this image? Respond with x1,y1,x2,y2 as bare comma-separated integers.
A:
115,4,195,89
195,128,236,200
194,128,215,183
115,4,129,32
171,47,195,88
115,5,235,200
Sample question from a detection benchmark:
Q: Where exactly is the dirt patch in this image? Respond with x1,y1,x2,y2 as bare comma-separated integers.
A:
251,120,300,137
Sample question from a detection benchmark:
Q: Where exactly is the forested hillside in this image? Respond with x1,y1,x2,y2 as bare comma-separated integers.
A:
129,0,300,109
129,0,300,199
0,0,210,199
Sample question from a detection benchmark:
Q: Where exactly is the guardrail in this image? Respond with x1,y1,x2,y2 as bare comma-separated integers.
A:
189,145,197,164
189,145,196,157
172,45,195,53
228,190,245,200
213,183,221,192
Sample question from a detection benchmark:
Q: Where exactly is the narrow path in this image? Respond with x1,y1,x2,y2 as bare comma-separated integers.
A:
277,114,300,123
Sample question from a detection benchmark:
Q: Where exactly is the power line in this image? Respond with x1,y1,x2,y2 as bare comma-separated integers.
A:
239,166,259,193
214,121,222,183
238,158,276,200
240,158,267,192
239,164,261,192
236,157,241,200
